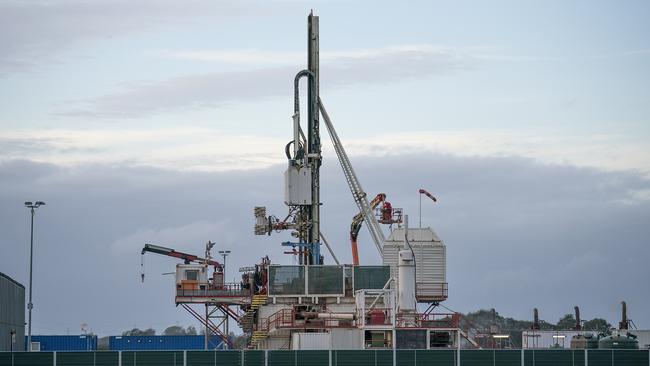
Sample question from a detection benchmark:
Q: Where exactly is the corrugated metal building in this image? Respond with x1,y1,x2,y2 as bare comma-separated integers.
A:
0,272,25,352
383,228,447,302
522,330,584,349
109,335,223,350
27,335,97,351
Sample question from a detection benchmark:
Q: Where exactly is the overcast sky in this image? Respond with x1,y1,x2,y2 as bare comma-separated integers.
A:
1,0,649,336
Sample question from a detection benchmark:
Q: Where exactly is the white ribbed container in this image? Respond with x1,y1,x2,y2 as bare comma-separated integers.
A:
291,332,330,350
382,227,446,302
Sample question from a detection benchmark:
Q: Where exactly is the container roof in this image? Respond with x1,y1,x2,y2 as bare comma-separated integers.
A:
0,271,25,289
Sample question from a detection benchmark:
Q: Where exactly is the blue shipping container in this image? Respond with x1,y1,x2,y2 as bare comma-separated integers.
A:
25,335,97,351
109,335,223,350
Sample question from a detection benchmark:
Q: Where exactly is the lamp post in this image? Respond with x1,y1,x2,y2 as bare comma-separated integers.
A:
217,249,231,346
218,250,231,279
24,201,45,352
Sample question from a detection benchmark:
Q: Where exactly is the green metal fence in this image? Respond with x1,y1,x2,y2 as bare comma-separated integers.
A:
0,349,648,366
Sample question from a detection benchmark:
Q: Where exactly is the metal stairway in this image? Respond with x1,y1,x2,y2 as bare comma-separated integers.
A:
244,294,269,347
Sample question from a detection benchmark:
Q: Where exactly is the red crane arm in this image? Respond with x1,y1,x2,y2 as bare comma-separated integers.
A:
141,243,222,268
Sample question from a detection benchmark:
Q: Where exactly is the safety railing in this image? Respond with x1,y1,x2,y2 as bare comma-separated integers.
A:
176,282,251,298
396,312,460,328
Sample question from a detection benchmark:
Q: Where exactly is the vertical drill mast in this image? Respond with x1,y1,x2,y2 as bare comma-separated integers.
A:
307,12,321,255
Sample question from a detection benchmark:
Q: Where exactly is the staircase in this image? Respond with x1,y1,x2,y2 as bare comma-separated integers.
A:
240,294,268,331
250,330,269,347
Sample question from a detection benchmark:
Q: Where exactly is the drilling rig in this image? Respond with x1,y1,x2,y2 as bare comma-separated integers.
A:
247,12,453,350
142,12,452,351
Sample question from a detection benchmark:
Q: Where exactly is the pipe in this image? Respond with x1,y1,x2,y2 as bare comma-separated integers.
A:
350,237,360,265
620,301,628,330
574,306,581,331
293,70,315,162
319,231,340,265
368,277,395,310
316,313,355,320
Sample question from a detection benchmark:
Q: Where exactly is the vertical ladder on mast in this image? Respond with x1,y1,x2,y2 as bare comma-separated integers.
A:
319,99,386,257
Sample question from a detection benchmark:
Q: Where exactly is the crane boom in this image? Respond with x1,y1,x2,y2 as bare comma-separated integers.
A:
350,193,386,265
141,243,222,268
319,99,386,257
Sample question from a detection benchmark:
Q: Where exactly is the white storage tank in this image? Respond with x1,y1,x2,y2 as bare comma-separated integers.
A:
382,228,447,302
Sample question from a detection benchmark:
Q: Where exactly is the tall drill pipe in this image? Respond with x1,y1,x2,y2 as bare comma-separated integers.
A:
574,306,581,330
307,12,321,252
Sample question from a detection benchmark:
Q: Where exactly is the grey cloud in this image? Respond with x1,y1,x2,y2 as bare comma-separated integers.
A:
0,154,648,336
0,137,106,156
0,0,266,75
60,48,467,118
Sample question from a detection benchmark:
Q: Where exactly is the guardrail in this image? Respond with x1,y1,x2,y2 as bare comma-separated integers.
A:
176,283,251,299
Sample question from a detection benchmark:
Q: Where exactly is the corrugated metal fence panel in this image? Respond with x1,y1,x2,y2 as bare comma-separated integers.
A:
494,350,521,366
268,350,295,366
296,350,328,366
27,335,97,351
524,349,583,366
0,352,12,365
0,349,649,366
572,350,586,366
183,350,242,366
396,350,415,366
12,351,54,365
56,351,94,366
587,349,612,366
214,351,241,366
96,352,120,366
461,349,494,366
48,352,118,366
132,351,184,366
186,351,212,366
414,350,456,366
613,350,649,366
243,350,265,366
333,350,393,366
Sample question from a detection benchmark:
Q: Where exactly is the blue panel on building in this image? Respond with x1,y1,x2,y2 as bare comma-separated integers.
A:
108,335,223,350
26,335,97,351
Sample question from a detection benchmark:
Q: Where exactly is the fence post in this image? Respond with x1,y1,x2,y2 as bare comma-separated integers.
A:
241,350,244,366
521,348,524,366
457,331,461,366
118,351,122,366
183,350,187,366
584,349,588,366
53,351,56,366
264,350,268,366
328,349,332,366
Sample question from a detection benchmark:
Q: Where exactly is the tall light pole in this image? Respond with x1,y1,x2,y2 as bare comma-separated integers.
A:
217,249,231,347
24,201,45,352
218,250,231,279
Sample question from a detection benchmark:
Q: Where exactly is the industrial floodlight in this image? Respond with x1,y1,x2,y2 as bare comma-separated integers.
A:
24,201,33,206
35,201,46,206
